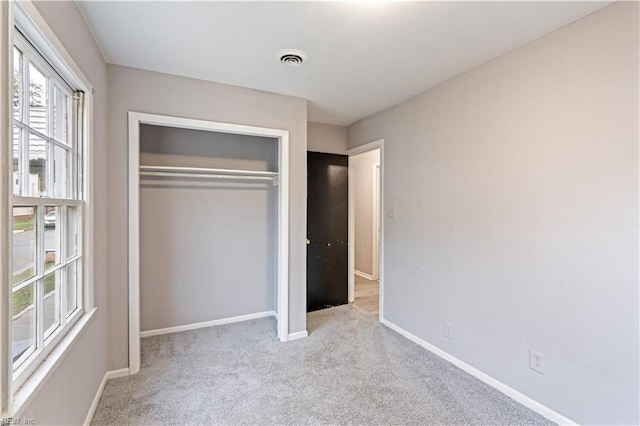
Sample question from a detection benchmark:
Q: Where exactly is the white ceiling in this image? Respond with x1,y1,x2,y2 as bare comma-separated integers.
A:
77,1,610,126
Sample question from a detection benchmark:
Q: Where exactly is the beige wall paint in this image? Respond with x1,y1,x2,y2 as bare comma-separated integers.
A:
18,2,109,424
308,121,347,154
107,65,308,370
353,149,380,276
348,3,639,424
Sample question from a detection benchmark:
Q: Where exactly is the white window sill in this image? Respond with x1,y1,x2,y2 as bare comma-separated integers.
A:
11,307,97,416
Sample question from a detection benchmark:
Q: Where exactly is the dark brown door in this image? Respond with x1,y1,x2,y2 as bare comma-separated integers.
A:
306,151,349,312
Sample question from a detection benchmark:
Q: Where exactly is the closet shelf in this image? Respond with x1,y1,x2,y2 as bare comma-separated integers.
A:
139,165,279,184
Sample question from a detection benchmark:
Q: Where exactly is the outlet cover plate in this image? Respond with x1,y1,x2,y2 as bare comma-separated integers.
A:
529,349,545,374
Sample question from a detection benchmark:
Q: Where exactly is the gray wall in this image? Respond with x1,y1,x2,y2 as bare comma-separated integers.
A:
353,149,380,276
140,124,278,171
347,3,638,425
18,1,109,424
308,121,347,154
139,125,278,331
107,65,308,370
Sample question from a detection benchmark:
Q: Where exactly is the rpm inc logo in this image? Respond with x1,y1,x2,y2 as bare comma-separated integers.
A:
1,418,35,425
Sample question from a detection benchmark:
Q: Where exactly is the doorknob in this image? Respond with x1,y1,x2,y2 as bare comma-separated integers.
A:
306,239,310,245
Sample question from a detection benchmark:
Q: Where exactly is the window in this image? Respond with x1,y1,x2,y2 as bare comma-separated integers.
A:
10,29,85,389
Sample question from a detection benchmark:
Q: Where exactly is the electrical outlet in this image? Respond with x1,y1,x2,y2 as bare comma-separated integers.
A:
444,321,453,339
529,349,545,374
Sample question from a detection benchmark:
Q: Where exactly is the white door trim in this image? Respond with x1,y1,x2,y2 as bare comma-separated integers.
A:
127,112,290,375
372,163,380,281
347,139,384,320
347,166,355,303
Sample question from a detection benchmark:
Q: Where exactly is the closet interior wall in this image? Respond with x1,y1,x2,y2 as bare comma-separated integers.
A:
138,124,278,333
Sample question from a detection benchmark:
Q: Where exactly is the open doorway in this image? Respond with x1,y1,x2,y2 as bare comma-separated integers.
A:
348,141,383,319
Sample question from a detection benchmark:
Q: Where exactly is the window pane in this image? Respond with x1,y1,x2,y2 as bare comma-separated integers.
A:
44,270,61,338
67,206,79,258
12,124,21,196
53,86,69,143
13,47,22,121
13,207,36,285
53,145,68,198
44,206,60,269
27,133,47,197
12,283,36,367
66,261,78,316
28,63,48,134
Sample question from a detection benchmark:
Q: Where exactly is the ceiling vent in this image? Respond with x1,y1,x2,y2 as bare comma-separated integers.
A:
276,49,308,67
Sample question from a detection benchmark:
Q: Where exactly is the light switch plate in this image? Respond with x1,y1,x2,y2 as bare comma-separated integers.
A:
389,206,398,218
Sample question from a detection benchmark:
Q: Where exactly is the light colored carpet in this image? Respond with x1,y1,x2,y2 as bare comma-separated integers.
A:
92,305,553,425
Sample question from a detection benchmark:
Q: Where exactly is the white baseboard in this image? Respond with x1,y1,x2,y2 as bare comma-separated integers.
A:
355,269,374,280
84,368,130,426
287,330,308,341
105,367,130,380
380,318,576,426
140,311,277,338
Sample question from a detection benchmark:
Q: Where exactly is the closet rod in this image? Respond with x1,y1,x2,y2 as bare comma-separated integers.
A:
139,165,278,177
140,171,275,181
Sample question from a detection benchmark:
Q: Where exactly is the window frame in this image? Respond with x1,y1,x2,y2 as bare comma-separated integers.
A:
13,32,77,199
1,0,96,416
11,25,85,392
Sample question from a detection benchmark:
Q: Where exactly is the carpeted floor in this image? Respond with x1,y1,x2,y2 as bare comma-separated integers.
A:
92,305,553,425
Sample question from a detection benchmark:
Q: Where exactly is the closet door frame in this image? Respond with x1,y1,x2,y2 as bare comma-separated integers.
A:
127,111,290,375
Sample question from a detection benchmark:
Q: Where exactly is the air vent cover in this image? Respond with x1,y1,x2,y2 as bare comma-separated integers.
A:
276,49,308,67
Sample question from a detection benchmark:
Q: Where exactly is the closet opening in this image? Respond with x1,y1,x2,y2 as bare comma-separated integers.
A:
127,112,290,375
